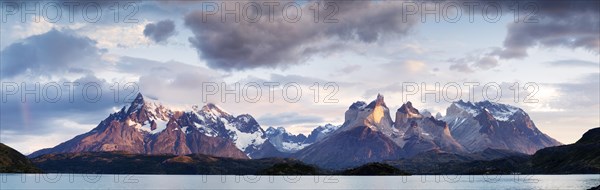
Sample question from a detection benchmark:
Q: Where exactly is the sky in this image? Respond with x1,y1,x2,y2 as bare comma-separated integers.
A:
0,0,598,154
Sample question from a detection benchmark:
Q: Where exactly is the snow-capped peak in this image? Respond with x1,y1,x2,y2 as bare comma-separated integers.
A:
200,103,231,118
451,100,522,121
475,100,522,121
451,100,481,117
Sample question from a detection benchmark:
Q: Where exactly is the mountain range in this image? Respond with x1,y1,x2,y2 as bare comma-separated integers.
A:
29,93,562,169
9,126,596,175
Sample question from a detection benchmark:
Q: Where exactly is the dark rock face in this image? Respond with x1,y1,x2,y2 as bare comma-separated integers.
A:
29,93,256,159
443,100,562,154
0,143,42,173
576,127,600,144
531,127,600,174
249,141,291,159
293,126,403,169
395,102,466,157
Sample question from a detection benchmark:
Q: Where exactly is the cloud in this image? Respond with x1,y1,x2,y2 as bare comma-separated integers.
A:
257,112,325,126
493,1,599,59
474,56,499,70
545,59,600,68
114,56,225,104
404,60,426,73
447,49,500,73
449,63,475,73
0,29,103,79
143,20,176,43
184,1,419,71
0,74,121,136
339,65,362,74
548,73,600,111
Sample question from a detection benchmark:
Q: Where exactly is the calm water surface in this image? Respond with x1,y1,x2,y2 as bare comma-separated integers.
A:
1,174,599,189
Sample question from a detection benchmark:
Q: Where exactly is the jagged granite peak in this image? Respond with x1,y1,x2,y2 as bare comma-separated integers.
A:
365,93,387,109
292,94,404,168
395,102,466,157
338,94,398,140
397,101,420,115
395,101,423,135
443,100,562,154
343,94,404,151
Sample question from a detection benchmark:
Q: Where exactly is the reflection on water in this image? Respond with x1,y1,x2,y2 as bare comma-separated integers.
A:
1,174,599,189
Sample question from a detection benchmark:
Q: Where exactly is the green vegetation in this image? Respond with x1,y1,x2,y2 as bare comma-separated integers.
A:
257,162,321,175
340,163,410,175
0,143,42,173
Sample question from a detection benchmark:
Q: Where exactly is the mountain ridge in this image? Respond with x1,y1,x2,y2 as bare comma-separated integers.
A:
27,93,562,170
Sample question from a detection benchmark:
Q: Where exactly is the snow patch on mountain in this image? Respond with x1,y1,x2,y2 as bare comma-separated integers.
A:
221,118,266,152
451,100,522,122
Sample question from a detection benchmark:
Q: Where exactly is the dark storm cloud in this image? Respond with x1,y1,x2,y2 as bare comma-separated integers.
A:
0,75,122,135
493,1,600,59
143,20,176,43
0,29,102,79
184,1,419,71
446,0,599,72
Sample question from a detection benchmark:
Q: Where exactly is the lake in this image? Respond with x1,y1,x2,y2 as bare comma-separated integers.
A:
1,174,599,189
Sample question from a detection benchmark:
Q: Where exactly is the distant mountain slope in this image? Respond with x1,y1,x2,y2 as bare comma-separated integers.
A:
0,143,41,173
249,141,291,159
294,125,403,169
385,148,528,174
442,100,561,154
530,127,600,173
261,124,339,154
